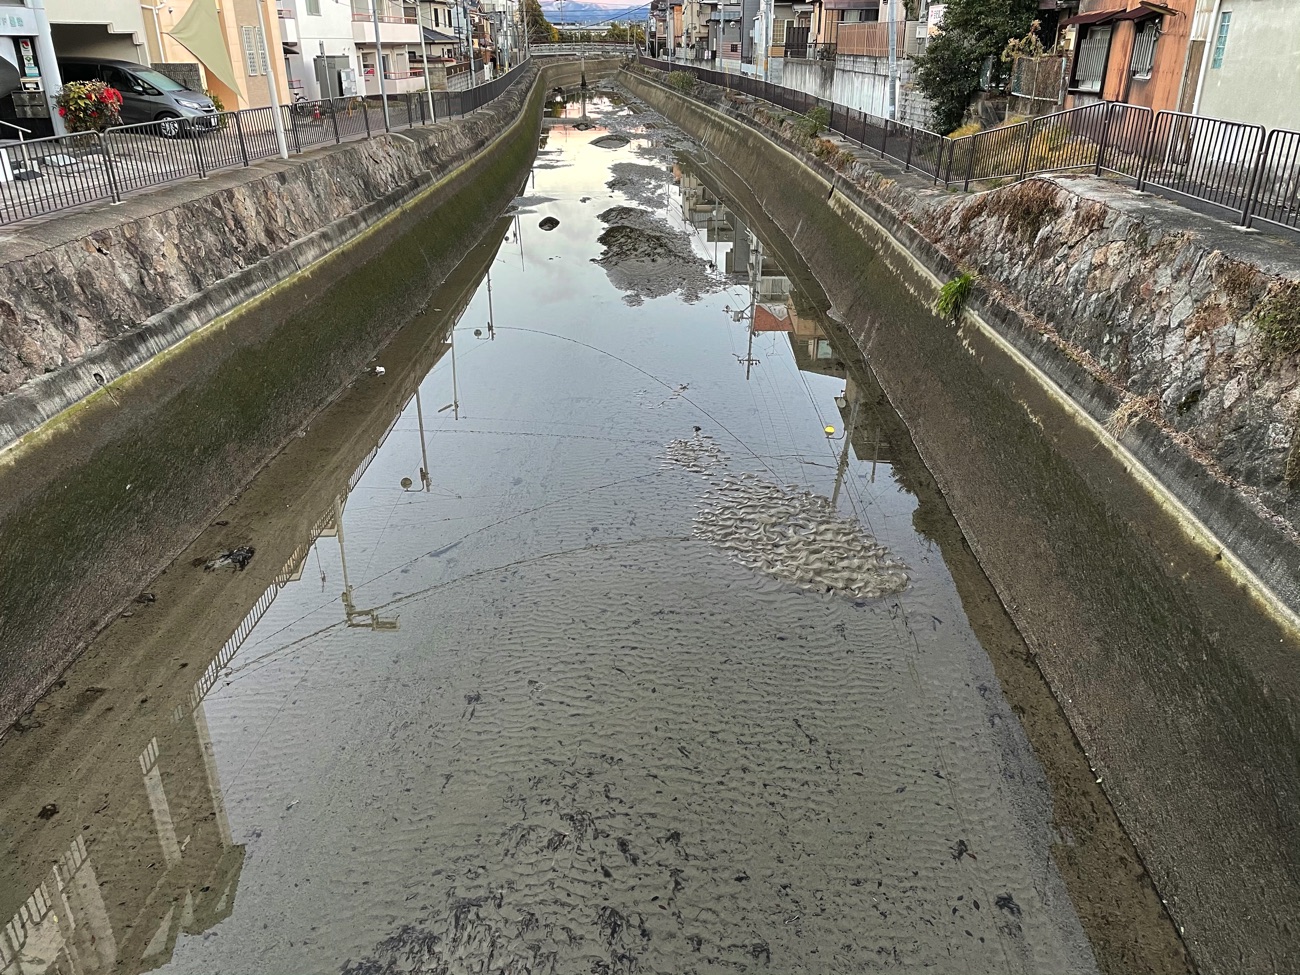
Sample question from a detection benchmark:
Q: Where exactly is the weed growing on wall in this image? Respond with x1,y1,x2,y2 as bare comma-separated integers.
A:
934,271,976,322
667,71,696,93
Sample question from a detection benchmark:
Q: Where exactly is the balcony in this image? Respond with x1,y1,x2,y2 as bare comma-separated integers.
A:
278,9,300,43
352,11,422,44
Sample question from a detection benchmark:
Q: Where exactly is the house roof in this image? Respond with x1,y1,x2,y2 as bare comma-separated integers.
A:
423,26,458,42
1062,2,1172,25
753,304,793,332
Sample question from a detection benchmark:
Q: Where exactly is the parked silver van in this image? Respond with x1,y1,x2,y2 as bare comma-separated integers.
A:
57,58,218,136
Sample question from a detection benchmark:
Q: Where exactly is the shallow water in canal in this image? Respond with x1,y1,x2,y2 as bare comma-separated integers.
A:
2,94,1131,974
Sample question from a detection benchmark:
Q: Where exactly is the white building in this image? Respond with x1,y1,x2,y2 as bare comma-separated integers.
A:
279,0,362,99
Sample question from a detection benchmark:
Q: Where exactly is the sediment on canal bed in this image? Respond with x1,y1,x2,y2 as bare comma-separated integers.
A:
0,59,618,737
617,68,1300,975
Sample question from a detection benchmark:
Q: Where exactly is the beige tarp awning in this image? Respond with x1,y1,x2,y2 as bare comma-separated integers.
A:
168,0,242,94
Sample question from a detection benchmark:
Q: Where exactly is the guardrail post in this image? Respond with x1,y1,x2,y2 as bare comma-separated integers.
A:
1016,118,1034,182
1094,103,1115,177
1240,132,1271,229
287,107,303,154
330,99,341,143
191,122,207,178
1136,111,1159,191
100,132,124,204
234,111,249,166
363,99,372,139
904,125,914,173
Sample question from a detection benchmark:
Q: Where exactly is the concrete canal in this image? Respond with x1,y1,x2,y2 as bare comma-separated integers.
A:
0,87,1289,974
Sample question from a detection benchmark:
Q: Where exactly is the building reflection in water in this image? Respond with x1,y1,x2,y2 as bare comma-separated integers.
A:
0,276,469,975
2,706,243,975
677,170,892,488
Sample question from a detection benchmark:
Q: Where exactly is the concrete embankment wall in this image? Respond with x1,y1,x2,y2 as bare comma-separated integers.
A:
0,58,616,735
619,69,1300,975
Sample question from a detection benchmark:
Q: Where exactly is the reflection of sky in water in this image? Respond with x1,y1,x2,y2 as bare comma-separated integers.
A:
0,94,1098,975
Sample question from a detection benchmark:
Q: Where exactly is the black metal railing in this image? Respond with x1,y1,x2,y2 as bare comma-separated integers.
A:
0,59,534,227
783,42,836,61
636,54,1300,236
0,133,119,224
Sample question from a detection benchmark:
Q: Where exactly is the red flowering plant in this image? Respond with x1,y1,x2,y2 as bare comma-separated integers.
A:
55,81,124,133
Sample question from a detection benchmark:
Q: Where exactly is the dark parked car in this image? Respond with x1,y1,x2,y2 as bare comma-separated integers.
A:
57,57,218,136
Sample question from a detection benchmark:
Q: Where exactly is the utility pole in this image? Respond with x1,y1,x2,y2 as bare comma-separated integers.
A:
462,0,479,86
370,0,392,128
885,0,897,120
418,0,435,119
255,0,290,157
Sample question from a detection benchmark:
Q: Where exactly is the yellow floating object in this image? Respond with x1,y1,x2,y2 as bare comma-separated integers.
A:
824,426,836,436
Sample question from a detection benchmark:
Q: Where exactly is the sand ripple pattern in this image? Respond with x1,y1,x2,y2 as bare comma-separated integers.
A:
664,433,907,598
694,473,909,599
661,434,728,473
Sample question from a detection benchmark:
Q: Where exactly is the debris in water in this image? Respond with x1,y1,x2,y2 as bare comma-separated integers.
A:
591,133,630,148
951,839,977,862
593,206,723,306
995,893,1022,916
134,592,155,604
538,216,560,231
373,366,386,376
204,546,255,572
37,803,58,820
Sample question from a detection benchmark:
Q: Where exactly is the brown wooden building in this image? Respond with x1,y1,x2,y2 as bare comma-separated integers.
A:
1062,0,1196,112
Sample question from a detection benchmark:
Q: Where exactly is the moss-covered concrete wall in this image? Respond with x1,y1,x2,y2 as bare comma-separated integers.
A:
618,68,1300,975
0,58,617,737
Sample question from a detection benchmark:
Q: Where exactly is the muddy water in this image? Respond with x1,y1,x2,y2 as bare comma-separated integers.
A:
1,95,1167,974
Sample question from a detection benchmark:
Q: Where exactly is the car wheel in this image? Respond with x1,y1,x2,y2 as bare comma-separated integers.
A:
156,112,184,138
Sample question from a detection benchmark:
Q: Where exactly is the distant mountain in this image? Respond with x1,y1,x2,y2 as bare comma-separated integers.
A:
538,0,644,25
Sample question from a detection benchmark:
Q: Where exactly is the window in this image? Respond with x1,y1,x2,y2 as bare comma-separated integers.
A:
60,62,98,82
242,25,269,75
772,18,789,44
1211,9,1230,68
306,0,320,15
1130,18,1158,78
1072,24,1111,92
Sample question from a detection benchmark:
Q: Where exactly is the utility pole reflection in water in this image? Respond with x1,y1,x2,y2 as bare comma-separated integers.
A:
334,497,399,630
830,392,860,509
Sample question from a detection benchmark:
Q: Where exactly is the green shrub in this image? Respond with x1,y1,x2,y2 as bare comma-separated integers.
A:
667,71,696,93
804,105,830,137
934,271,976,322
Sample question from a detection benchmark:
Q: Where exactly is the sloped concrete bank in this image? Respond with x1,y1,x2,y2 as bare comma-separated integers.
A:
619,70,1300,975
0,59,611,446
0,58,616,734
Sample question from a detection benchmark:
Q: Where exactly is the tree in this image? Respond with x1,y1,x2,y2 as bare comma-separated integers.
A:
525,0,558,43
912,0,1038,134
606,22,645,45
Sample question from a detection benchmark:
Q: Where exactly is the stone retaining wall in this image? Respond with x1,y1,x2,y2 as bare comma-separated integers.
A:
619,67,1300,975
